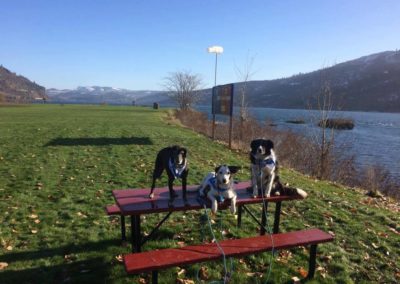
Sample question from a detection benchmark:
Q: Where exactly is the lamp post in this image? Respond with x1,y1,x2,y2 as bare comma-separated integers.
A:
207,45,223,139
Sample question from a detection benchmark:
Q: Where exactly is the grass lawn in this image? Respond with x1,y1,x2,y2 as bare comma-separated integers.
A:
0,104,399,283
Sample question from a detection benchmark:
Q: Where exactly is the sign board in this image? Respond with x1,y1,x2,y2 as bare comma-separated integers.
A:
212,84,234,116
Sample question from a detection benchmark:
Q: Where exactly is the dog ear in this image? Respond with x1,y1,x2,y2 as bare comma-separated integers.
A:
263,139,274,149
228,166,241,174
214,166,221,173
250,139,258,150
180,147,187,157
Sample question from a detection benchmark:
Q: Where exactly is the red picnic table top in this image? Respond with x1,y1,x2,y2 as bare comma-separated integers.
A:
112,181,304,215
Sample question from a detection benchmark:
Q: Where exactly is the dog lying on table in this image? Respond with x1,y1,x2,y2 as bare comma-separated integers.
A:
198,165,240,214
149,145,189,204
250,138,307,199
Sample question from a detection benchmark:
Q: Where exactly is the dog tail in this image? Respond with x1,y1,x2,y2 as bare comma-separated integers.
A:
295,187,308,199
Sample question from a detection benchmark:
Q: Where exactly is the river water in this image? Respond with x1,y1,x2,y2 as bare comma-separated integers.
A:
196,106,400,181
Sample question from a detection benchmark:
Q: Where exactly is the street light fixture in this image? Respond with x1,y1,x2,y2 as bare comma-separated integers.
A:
207,45,223,86
207,45,223,140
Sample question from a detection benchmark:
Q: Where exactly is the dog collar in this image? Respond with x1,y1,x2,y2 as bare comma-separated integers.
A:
168,158,186,179
260,158,275,168
209,177,227,202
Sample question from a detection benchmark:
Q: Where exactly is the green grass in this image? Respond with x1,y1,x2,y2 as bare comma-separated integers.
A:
0,104,399,283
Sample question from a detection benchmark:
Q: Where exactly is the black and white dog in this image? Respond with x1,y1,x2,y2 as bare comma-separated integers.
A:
149,145,189,202
198,165,240,214
250,139,278,198
250,139,307,199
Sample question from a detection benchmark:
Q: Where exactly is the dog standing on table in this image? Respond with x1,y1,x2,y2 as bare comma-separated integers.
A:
250,139,307,199
198,165,240,214
149,145,189,202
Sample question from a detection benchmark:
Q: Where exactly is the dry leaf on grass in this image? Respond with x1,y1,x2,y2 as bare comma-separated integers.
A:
176,278,195,284
291,276,301,284
6,246,13,251
138,277,147,284
198,266,209,280
115,255,123,262
0,262,8,270
29,214,38,219
177,268,186,276
388,227,400,235
297,267,308,278
31,230,38,234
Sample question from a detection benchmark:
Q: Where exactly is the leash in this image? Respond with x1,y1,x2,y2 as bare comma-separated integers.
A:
258,161,275,283
198,205,233,283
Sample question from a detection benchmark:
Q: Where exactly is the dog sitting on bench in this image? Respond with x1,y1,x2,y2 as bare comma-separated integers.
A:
198,165,240,214
250,139,307,199
149,145,189,203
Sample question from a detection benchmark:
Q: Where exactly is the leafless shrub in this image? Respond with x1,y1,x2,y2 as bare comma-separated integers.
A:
173,109,399,200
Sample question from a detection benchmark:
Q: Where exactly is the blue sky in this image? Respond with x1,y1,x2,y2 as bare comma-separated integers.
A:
1,0,399,90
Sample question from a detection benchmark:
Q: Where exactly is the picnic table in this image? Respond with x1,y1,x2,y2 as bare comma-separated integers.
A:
112,181,305,252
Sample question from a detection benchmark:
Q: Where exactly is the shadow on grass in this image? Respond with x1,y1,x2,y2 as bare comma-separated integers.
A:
0,239,119,263
0,257,111,284
0,239,123,283
45,136,152,146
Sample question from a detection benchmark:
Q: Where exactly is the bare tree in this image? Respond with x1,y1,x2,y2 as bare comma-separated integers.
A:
164,71,203,110
307,70,336,180
234,53,256,141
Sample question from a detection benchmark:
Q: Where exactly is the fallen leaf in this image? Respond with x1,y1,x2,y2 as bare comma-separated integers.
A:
29,214,38,219
198,266,208,280
138,277,147,284
6,246,12,251
388,227,400,235
291,276,301,284
31,230,38,234
177,268,186,276
0,262,8,270
176,279,195,284
115,255,123,262
371,242,379,249
34,219,40,224
298,267,308,278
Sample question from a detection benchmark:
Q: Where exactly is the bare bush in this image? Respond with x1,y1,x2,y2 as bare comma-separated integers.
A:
173,109,399,200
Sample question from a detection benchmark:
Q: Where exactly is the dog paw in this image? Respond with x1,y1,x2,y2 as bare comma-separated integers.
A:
149,193,154,199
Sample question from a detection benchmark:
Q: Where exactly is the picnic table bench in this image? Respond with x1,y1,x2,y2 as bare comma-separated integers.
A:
124,228,334,283
109,181,305,252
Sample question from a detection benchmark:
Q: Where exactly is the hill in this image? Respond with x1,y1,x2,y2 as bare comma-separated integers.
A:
199,50,400,112
46,86,171,106
0,105,398,283
0,66,46,103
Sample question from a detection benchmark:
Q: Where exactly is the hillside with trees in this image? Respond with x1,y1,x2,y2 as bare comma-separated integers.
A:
198,50,400,112
0,66,46,104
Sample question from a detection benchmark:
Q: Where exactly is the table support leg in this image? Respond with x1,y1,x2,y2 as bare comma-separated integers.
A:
273,201,281,234
141,211,172,247
237,205,242,228
152,270,158,284
307,244,317,279
131,215,141,253
260,202,268,235
121,215,126,241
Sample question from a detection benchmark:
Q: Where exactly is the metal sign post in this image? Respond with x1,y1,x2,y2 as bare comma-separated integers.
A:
212,84,234,148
